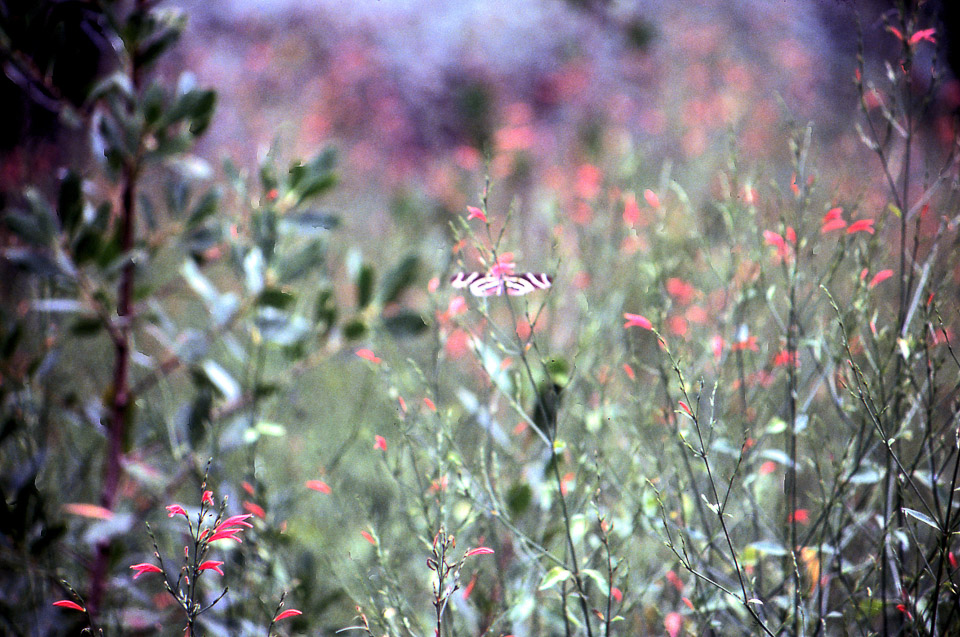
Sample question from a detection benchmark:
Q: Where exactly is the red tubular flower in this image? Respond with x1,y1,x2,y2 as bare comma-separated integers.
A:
355,348,381,364
643,189,660,209
623,313,653,330
868,269,893,288
306,480,331,494
53,600,86,612
202,490,214,506
273,609,302,622
374,435,387,452
130,563,163,579
846,219,875,234
198,560,225,576
361,530,376,545
465,547,495,557
242,501,266,519
166,504,188,518
466,206,487,223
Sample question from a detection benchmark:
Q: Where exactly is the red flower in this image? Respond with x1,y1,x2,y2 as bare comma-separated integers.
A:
423,397,437,412
374,435,387,452
789,509,810,524
846,219,875,235
643,188,660,209
666,570,685,592
202,490,214,506
759,461,777,475
466,206,487,223
130,562,163,579
820,207,846,233
166,504,188,518
242,501,266,519
306,480,331,494
763,230,792,260
666,278,695,305
465,547,495,557
665,611,683,637
773,350,798,367
678,401,693,417
198,560,224,576
611,587,623,603
623,313,653,330
273,609,303,622
490,253,516,277
732,336,759,352
361,530,376,545
622,363,635,381
52,600,85,612
623,192,641,225
868,269,893,288
355,348,381,364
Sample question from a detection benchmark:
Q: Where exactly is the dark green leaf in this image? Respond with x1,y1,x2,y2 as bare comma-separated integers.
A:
186,189,221,228
277,240,325,283
58,172,84,236
70,317,104,337
383,311,427,337
295,173,338,206
314,288,337,333
258,287,296,310
379,254,419,304
343,318,368,340
506,483,532,516
356,264,375,308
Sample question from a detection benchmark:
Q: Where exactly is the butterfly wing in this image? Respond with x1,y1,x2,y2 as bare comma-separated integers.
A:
505,273,553,296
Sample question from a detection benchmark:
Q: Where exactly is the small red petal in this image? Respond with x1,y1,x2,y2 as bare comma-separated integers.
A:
306,480,331,494
423,397,437,412
678,401,693,416
242,501,266,519
846,219,875,234
374,435,387,452
465,547,495,557
643,189,660,209
868,269,893,288
623,313,653,330
355,348,382,364
53,600,85,612
273,609,303,622
611,586,623,603
361,530,376,545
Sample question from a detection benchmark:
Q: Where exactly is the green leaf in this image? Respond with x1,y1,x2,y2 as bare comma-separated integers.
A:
58,172,84,236
383,311,427,337
258,287,296,310
539,567,572,591
356,264,375,308
186,189,221,228
379,254,419,304
71,316,105,337
506,483,532,516
314,288,337,333
342,318,368,340
902,507,939,531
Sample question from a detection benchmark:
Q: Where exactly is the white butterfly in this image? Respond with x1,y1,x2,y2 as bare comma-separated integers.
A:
450,272,553,297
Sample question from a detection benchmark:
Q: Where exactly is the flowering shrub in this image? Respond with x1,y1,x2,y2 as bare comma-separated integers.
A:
2,1,958,636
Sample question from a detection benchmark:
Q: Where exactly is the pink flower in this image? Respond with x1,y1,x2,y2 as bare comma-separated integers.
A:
198,560,224,576
374,435,387,452
166,504,188,518
306,480,331,494
273,609,303,622
623,313,653,330
909,28,936,45
202,490,214,506
355,348,381,364
665,278,695,305
465,547,495,557
665,611,683,637
759,461,777,475
789,509,810,524
52,600,85,612
820,207,846,233
868,269,893,288
243,501,266,519
847,219,875,235
678,401,693,417
643,189,660,209
466,206,487,223
623,192,641,225
611,587,623,603
130,562,163,579
489,253,516,277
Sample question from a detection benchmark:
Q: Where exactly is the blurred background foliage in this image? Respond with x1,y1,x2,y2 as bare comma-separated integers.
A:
2,0,959,635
